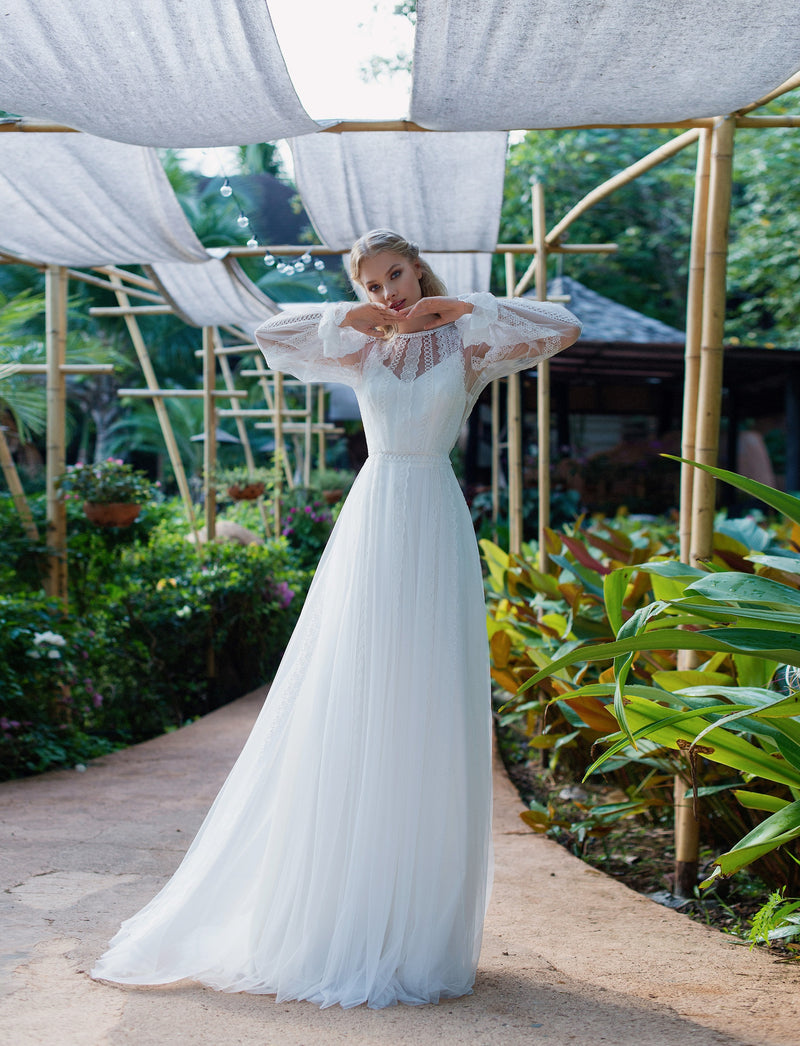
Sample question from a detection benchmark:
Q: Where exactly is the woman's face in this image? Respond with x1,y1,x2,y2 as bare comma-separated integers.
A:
358,251,423,314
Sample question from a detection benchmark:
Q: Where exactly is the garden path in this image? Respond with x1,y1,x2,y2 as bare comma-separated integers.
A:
1,689,799,1046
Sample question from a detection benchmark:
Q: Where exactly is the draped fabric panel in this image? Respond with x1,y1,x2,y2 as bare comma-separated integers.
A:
147,258,280,330
0,0,319,146
0,134,209,266
290,132,508,252
423,254,493,296
410,0,800,130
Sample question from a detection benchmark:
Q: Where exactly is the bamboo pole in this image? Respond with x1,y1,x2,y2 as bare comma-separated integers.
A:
217,407,307,417
515,129,702,296
317,386,327,469
672,117,735,900
66,269,165,302
89,305,173,317
273,372,284,534
505,253,523,555
689,116,735,569
736,114,800,128
673,129,713,898
44,266,68,606
674,775,701,896
95,266,159,291
201,328,217,542
532,181,552,572
679,128,712,565
225,242,617,259
119,389,247,399
247,356,294,489
736,70,800,115
110,278,199,539
303,384,313,487
0,426,39,540
8,364,114,375
0,116,722,136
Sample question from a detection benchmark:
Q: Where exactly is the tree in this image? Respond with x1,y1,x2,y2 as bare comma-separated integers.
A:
727,97,800,347
500,128,696,327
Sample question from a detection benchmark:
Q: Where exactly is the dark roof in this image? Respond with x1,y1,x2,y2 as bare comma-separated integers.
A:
541,275,685,344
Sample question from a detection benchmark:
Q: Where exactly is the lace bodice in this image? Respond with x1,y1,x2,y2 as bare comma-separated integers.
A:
254,294,581,458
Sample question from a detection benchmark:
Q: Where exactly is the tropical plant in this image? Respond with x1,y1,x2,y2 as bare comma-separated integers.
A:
512,460,800,889
56,459,158,504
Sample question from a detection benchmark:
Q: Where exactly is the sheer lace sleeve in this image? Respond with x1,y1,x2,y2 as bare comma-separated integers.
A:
254,303,368,386
456,293,582,397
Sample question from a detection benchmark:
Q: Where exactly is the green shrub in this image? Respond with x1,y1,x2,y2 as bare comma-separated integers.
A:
0,494,310,778
0,594,117,778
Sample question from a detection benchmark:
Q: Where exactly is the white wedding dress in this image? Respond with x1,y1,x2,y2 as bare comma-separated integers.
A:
91,294,581,1009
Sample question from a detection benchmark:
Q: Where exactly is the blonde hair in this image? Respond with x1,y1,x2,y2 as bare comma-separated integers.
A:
349,229,447,299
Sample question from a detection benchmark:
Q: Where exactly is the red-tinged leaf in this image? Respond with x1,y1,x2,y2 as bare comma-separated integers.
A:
560,533,612,576
490,630,512,669
490,667,520,694
714,548,755,573
584,530,629,563
563,694,619,733
544,527,563,557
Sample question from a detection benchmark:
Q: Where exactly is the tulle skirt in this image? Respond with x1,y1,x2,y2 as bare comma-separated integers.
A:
91,454,493,1009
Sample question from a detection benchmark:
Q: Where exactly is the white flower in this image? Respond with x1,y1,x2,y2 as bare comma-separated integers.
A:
33,631,67,647
47,649,61,660
176,605,192,619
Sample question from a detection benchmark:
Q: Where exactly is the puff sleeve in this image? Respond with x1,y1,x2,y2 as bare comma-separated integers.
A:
254,303,368,386
456,293,582,397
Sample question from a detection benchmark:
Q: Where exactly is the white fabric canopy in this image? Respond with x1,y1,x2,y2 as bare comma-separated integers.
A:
0,0,319,146
290,132,509,252
148,257,280,329
0,134,209,266
410,0,800,129
422,254,493,296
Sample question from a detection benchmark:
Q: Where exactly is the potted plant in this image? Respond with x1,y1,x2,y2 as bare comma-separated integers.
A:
310,468,355,505
56,458,157,527
212,465,274,502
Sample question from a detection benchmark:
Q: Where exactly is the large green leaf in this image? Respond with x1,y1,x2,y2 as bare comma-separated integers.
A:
748,554,800,576
520,627,800,694
703,800,800,882
733,790,791,813
686,572,800,611
663,455,800,525
598,696,800,788
479,539,509,594
669,602,800,632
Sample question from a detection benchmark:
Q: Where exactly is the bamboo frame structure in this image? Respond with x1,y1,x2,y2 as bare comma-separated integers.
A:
0,425,39,540
515,129,702,297
109,276,200,542
215,329,271,536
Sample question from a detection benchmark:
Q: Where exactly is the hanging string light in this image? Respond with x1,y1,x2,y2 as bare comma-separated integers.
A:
198,149,331,300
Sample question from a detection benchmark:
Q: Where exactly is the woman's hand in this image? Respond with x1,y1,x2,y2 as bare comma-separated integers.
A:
339,302,399,334
398,297,473,330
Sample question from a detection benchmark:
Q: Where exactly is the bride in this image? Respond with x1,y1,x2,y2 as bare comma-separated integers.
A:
92,229,581,1009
